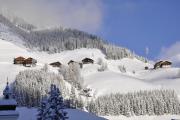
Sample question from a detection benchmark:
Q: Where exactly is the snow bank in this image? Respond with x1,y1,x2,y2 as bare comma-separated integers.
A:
105,115,180,120
16,107,106,120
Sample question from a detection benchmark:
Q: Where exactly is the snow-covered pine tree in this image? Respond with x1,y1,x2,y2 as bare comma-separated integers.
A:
37,97,48,120
87,89,180,117
69,86,77,109
76,95,84,110
37,84,68,120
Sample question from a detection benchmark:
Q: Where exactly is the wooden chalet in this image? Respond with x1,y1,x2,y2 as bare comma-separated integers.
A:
50,61,62,67
154,61,163,69
154,60,172,69
68,60,75,65
23,57,37,67
160,61,172,68
82,58,94,64
13,56,25,64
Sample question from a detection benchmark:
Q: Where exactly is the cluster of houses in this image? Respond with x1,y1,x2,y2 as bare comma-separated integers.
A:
14,56,37,67
49,58,94,68
14,56,172,71
13,56,94,68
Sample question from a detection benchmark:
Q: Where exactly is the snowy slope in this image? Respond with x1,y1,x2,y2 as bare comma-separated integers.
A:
1,38,180,97
105,115,180,120
1,26,180,119
16,108,106,120
84,71,158,96
16,107,180,120
15,107,180,120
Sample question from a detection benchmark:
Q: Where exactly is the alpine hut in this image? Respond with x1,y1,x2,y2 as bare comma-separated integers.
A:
23,57,37,67
50,61,62,67
68,60,76,65
82,58,94,64
154,61,163,69
154,60,172,69
160,61,172,68
13,56,25,64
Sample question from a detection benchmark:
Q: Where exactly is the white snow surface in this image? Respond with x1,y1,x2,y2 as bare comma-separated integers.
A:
105,115,180,120
1,28,180,119
16,107,106,120
0,38,180,96
15,107,180,120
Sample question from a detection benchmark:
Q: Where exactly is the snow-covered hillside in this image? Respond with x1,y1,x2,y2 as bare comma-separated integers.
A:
1,28,180,119
0,37,180,96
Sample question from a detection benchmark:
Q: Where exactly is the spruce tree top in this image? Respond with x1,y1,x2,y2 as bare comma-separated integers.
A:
3,82,12,99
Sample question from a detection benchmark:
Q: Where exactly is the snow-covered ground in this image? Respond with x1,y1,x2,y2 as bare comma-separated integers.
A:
105,115,180,120
16,107,106,120
16,107,180,120
1,37,179,96
1,29,180,119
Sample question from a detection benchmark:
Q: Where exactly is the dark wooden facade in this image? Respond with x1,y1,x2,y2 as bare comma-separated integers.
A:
0,105,16,111
154,61,163,69
68,60,75,65
160,61,172,68
154,60,172,69
14,56,25,64
82,58,94,64
50,62,62,67
23,57,37,67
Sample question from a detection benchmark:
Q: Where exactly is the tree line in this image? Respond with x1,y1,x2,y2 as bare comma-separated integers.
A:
0,14,146,62
87,89,180,117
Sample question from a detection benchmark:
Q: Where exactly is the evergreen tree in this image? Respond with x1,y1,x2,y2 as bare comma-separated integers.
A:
87,89,180,117
69,87,77,109
37,84,68,120
37,98,48,120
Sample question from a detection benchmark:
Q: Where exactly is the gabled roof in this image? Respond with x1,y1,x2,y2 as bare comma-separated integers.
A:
25,57,33,60
14,56,25,60
50,61,61,65
163,61,172,64
68,60,75,65
0,110,19,116
0,99,17,106
82,58,93,61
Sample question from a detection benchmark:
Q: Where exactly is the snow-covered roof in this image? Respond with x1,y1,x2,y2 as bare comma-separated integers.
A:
0,99,17,106
0,110,19,116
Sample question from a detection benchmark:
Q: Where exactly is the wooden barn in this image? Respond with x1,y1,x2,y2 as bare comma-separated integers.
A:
82,58,94,64
23,57,37,67
50,61,62,67
14,56,25,64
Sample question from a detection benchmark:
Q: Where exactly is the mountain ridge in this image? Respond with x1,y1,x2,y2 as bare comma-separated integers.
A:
0,14,147,62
